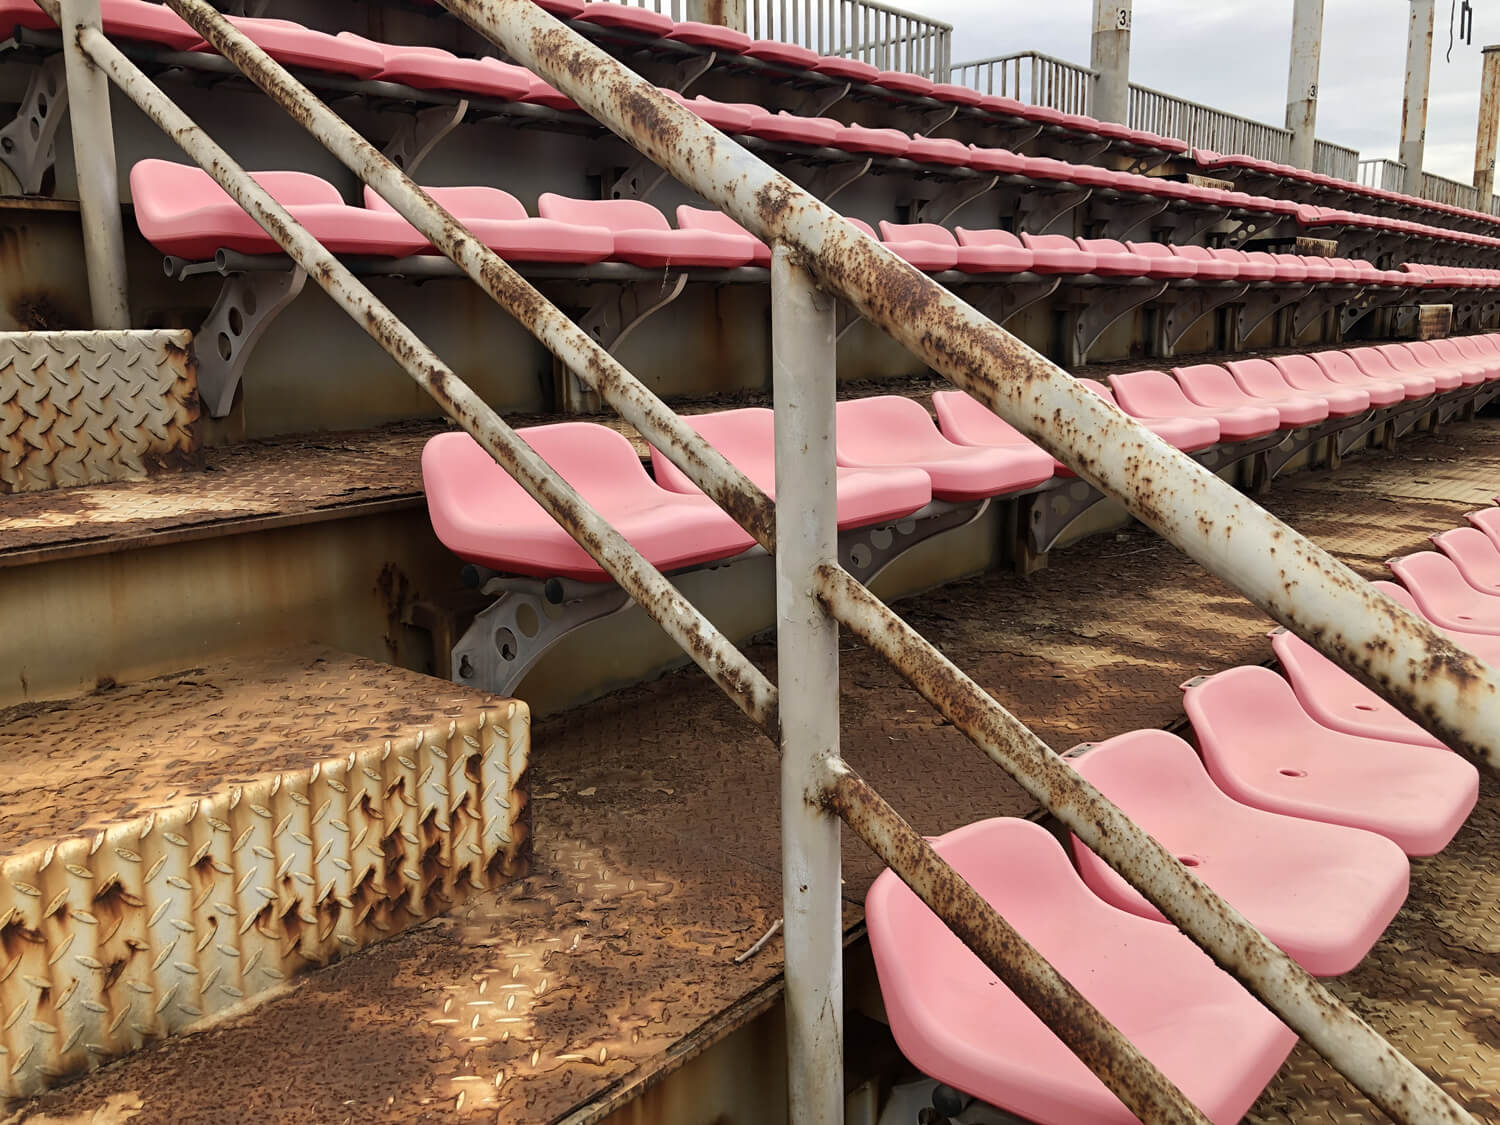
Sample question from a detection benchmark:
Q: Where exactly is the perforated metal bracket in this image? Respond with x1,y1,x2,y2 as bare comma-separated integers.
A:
790,79,850,117
958,276,1062,327
914,174,999,224
0,54,67,194
192,267,308,417
560,274,689,412
1261,416,1358,482
665,51,716,94
1024,477,1108,555
1338,289,1407,336
1154,283,1248,356
1049,134,1111,164
914,103,958,135
1015,186,1091,234
838,500,989,585
1068,280,1168,364
1289,284,1360,339
785,156,871,204
381,100,469,174
1222,213,1296,248
1152,205,1230,246
1334,408,1392,458
452,578,633,698
610,154,671,200
1089,195,1169,240
1193,429,1288,475
1237,284,1312,343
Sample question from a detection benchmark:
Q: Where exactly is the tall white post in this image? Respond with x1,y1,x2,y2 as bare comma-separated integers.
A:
1474,45,1500,207
772,245,844,1125
1090,0,1132,124
685,0,745,32
59,0,130,328
1285,0,1325,171
1401,0,1436,196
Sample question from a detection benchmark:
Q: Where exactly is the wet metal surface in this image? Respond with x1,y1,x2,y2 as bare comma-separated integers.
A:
12,416,1500,1122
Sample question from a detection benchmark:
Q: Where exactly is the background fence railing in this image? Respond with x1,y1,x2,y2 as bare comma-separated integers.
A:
949,51,1094,115
1126,79,1291,162
1312,137,1360,182
746,0,952,77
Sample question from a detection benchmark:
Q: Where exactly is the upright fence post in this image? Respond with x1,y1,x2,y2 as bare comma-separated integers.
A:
1401,0,1436,195
772,246,844,1125
58,0,129,328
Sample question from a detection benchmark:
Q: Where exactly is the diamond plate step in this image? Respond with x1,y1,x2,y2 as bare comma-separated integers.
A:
0,648,529,1099
0,330,200,494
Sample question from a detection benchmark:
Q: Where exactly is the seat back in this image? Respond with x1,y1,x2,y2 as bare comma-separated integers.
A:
1388,551,1500,624
835,395,949,461
1374,343,1423,372
1109,369,1195,416
1431,526,1500,591
878,221,960,248
1226,358,1298,399
1272,353,1330,390
538,194,670,232
364,184,528,222
1347,346,1403,377
649,408,775,494
131,159,343,210
1174,363,1252,405
1184,664,1320,745
676,206,758,240
931,391,1041,448
954,227,1024,249
1313,350,1370,384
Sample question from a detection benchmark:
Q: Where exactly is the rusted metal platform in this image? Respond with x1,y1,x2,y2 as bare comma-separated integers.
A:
8,417,1500,1123
0,648,529,1100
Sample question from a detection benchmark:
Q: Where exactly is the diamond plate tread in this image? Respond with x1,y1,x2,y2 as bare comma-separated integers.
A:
0,332,201,494
9,416,1500,1121
0,649,529,1100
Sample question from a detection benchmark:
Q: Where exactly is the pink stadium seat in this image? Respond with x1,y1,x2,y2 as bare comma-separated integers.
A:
662,19,752,51
1210,248,1276,282
872,69,935,96
534,0,588,15
1377,343,1482,388
1346,345,1457,393
1066,729,1408,977
727,106,841,147
834,123,911,156
1109,370,1280,441
1270,628,1448,750
341,35,535,99
1125,242,1199,279
1279,353,1403,407
1430,527,1500,595
537,195,757,267
1278,253,1334,282
742,38,820,68
903,136,975,165
835,396,1055,501
1174,363,1327,428
1225,358,1368,417
1074,238,1147,277
844,218,950,270
1184,665,1478,856
877,222,963,271
866,817,1297,1125
363,185,612,263
648,407,932,529
0,0,202,48
811,55,881,83
131,160,429,258
1019,234,1097,275
192,17,386,78
659,91,756,133
576,2,674,35
422,426,755,581
1389,551,1500,635
1410,339,1498,382
952,228,1035,273
1073,377,1219,450
1466,505,1500,553
676,206,769,266
1168,245,1241,281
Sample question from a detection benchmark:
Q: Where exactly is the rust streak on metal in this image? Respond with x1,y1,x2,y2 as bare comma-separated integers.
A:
815,561,1480,1125
439,0,1500,773
64,11,779,738
823,761,1212,1125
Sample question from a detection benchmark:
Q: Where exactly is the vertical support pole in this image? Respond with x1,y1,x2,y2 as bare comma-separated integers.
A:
1401,0,1436,197
684,0,745,32
1474,45,1500,207
1090,0,1132,124
772,245,844,1125
59,0,130,328
1284,0,1324,171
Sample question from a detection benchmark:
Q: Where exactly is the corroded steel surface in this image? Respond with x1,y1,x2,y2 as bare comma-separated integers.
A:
12,418,1500,1122
0,331,198,494
0,648,529,1098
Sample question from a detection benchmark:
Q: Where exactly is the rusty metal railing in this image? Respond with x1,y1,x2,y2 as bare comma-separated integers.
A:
46,0,1495,1120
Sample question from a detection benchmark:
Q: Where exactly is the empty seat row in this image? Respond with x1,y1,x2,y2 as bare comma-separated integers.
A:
869,510,1484,1123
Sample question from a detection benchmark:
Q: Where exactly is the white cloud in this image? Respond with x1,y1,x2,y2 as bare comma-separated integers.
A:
922,0,1494,185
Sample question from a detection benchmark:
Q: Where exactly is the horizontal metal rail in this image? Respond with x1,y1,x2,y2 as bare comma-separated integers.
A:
1128,80,1291,160
35,0,781,739
1313,137,1360,182
1361,156,1408,192
748,0,952,77
949,51,1094,115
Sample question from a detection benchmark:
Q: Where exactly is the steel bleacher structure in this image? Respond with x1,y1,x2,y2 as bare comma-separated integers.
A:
1,0,1500,1123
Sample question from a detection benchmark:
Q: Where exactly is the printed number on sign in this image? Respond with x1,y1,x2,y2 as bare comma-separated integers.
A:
1116,8,1131,29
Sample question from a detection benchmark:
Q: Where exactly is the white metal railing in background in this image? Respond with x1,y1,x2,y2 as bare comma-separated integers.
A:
1313,137,1360,183
747,0,952,78
1359,156,1407,192
1422,170,1482,211
948,51,1094,115
48,0,1499,1122
1127,80,1291,161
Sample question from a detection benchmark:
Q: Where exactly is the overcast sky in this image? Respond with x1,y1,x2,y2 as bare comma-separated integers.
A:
921,0,1492,184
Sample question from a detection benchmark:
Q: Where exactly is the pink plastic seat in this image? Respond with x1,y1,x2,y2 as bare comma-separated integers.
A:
1109,370,1280,441
1210,248,1276,282
1429,527,1500,595
0,0,202,48
834,123,911,156
1378,568,1500,665
1347,345,1457,393
676,205,769,266
1019,234,1097,275
1184,665,1478,856
876,222,961,271
867,817,1297,1125
364,185,612,263
192,17,386,78
649,408,931,529
659,91,755,133
662,19,751,51
872,69,935,96
537,194,756,267
811,55,881,83
1466,505,1500,554
1073,377,1219,450
903,136,973,165
835,395,1054,501
1075,238,1148,277
742,38,819,68
422,426,755,581
1411,338,1497,382
1169,245,1241,281
727,106,840,147
1226,357,1368,417
1174,363,1325,428
1125,241,1199,279
1066,729,1408,976
576,2,674,35
1270,627,1447,749
131,160,429,258
342,36,535,99
1281,353,1404,407
952,228,1034,273
1376,343,1480,388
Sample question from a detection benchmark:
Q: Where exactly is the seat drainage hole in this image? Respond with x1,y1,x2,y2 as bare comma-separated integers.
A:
1279,768,1308,778
1178,855,1202,868
1354,703,1377,712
